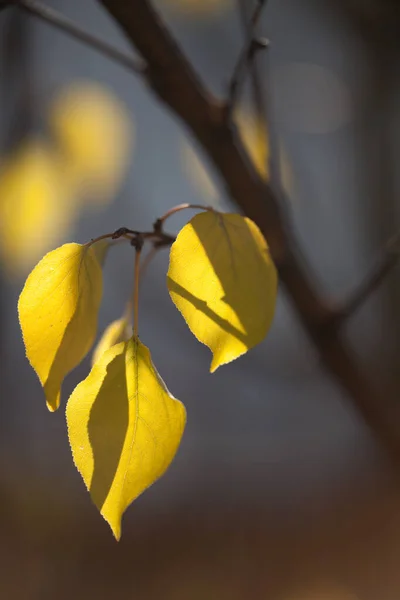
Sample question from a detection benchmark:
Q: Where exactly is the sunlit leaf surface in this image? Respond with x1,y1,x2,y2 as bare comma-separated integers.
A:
167,211,277,371
67,336,186,540
18,242,103,411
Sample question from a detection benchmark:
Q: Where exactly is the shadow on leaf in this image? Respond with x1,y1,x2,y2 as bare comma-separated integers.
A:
88,351,129,512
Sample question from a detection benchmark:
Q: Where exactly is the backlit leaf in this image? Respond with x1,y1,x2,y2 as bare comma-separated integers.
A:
167,211,277,371
66,336,186,540
91,317,132,366
18,242,103,411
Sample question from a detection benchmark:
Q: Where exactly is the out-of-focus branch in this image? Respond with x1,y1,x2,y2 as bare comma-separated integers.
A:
99,0,400,466
228,0,269,115
16,0,145,74
336,230,400,323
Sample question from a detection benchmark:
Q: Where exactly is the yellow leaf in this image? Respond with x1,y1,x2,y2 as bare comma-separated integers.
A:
167,212,277,371
18,242,103,411
50,82,133,205
0,139,79,276
66,336,186,540
91,317,132,366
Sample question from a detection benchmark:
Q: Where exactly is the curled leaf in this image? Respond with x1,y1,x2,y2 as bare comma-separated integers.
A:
18,242,103,411
67,337,186,540
91,317,132,366
167,211,277,371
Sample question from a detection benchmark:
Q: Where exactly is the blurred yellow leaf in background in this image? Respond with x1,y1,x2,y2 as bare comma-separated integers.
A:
236,108,295,199
18,242,104,411
67,336,186,540
0,81,133,277
0,139,78,275
167,211,277,371
236,109,270,180
50,81,133,205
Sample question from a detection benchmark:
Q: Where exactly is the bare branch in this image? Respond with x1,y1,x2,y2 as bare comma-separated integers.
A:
336,231,400,323
228,0,269,114
99,0,400,466
17,0,145,74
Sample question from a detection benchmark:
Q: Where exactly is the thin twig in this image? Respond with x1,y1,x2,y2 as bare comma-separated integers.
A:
237,0,269,177
239,0,285,198
0,1,12,12
227,0,269,115
17,0,145,74
336,231,400,323
153,203,212,232
132,235,144,337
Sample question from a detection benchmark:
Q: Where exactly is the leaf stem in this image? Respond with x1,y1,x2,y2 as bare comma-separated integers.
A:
154,203,214,231
132,236,144,337
85,230,131,248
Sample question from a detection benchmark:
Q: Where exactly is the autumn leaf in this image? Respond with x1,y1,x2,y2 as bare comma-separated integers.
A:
66,336,186,540
167,211,277,371
91,317,132,366
18,242,104,411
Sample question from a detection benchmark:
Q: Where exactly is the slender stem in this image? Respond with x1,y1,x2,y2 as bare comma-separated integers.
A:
85,232,114,248
133,242,143,337
337,231,400,323
18,0,145,74
227,0,268,114
85,229,133,248
154,203,213,230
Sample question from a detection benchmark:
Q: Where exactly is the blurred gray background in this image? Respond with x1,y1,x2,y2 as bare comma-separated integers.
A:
0,0,399,598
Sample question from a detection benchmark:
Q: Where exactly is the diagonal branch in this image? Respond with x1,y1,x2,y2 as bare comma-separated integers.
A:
17,0,145,74
99,0,400,466
336,230,400,323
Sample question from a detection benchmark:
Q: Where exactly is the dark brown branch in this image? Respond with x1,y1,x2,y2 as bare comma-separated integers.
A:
228,0,269,114
336,230,400,323
99,0,400,466
17,0,145,74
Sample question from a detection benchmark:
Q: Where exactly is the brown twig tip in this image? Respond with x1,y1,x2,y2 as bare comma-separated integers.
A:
18,0,145,74
227,0,268,114
334,231,400,325
155,203,212,229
